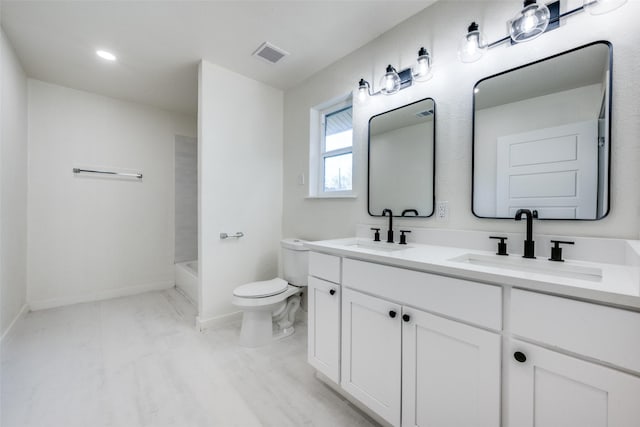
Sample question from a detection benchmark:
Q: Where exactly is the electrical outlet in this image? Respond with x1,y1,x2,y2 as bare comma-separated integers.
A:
436,201,449,221
297,173,305,186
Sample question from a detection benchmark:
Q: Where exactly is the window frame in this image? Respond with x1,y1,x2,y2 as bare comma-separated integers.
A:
316,98,354,197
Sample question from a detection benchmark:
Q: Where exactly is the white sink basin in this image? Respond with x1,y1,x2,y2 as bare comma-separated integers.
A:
346,241,412,252
450,253,603,281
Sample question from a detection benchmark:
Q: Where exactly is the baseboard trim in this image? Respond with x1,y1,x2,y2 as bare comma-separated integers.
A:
28,281,175,311
196,311,242,332
1,303,30,344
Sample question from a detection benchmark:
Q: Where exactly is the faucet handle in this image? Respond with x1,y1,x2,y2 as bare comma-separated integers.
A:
549,240,574,262
399,230,411,245
489,236,508,256
370,227,381,242
532,210,539,218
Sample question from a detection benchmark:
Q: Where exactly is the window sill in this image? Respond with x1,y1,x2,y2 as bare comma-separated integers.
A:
305,194,358,200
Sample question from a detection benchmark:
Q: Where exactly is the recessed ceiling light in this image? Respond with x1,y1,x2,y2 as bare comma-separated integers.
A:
96,50,117,61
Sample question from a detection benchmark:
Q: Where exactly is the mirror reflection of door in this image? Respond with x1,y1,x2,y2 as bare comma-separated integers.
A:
368,98,436,217
473,41,611,220
496,120,598,219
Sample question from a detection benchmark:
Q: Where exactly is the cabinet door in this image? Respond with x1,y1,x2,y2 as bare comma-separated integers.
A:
307,276,341,383
508,339,640,427
402,308,501,427
341,288,402,427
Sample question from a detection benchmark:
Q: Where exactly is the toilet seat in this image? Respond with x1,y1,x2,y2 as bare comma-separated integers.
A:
233,278,288,298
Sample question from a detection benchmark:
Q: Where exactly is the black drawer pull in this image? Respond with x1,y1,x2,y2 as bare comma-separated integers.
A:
329,289,336,295
389,310,397,318
402,314,411,322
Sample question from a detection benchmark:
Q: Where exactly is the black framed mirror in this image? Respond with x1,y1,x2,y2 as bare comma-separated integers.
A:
472,41,612,220
368,98,436,217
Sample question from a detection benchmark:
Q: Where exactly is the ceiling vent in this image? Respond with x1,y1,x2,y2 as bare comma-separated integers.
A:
416,110,434,118
252,42,288,64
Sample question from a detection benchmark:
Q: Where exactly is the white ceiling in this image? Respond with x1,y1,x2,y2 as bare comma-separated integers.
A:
1,1,435,116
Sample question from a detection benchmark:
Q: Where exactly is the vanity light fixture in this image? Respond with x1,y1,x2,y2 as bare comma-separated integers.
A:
458,22,487,63
358,79,374,101
509,0,550,42
358,47,432,98
412,47,433,82
459,0,627,63
380,65,402,95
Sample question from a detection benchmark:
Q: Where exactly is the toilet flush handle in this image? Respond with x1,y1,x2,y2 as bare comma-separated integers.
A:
220,232,244,239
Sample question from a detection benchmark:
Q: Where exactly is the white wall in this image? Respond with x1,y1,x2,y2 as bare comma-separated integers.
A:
198,61,283,325
175,135,198,263
1,29,28,337
27,80,196,309
283,0,640,240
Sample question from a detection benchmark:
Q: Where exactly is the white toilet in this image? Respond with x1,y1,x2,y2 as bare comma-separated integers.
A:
232,238,308,347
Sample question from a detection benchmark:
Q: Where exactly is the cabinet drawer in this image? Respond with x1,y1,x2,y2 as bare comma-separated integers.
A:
343,258,502,330
511,289,640,373
309,252,341,284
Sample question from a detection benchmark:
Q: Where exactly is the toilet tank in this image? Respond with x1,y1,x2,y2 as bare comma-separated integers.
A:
281,239,309,286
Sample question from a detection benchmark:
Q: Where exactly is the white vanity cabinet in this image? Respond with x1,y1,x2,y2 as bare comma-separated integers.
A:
341,259,502,427
305,238,640,427
307,252,342,384
402,307,501,427
507,339,640,427
341,288,402,426
507,289,640,427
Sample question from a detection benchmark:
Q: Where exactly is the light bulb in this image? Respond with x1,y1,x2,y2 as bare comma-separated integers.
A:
458,22,486,63
521,10,538,32
96,50,117,61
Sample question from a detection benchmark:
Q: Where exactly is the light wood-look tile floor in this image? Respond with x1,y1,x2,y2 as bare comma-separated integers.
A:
1,289,378,427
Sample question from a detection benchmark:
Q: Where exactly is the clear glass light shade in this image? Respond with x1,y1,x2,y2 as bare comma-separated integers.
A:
412,52,432,82
509,1,550,43
357,79,370,101
358,86,368,101
584,0,627,14
458,31,487,63
379,67,401,95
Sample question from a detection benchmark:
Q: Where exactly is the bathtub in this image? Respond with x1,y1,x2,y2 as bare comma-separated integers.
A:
175,260,198,304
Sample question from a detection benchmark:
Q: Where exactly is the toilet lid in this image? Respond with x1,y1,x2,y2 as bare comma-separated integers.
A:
233,278,288,298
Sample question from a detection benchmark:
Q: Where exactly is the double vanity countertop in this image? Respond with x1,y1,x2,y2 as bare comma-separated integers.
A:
305,237,640,311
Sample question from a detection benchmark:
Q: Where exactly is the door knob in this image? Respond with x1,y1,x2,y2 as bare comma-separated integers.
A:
389,310,397,318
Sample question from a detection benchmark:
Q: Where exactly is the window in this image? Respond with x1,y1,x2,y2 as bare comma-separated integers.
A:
316,99,353,195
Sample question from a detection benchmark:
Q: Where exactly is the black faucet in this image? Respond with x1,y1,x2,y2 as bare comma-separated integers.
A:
514,209,538,258
382,209,394,243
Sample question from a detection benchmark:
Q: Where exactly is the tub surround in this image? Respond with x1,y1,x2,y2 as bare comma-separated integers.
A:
305,226,640,427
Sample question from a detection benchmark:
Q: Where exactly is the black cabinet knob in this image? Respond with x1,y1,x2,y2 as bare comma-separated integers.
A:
389,310,397,318
329,289,336,295
402,314,411,322
514,351,527,363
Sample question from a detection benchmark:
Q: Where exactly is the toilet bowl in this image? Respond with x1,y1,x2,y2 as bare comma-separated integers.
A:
232,239,308,347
